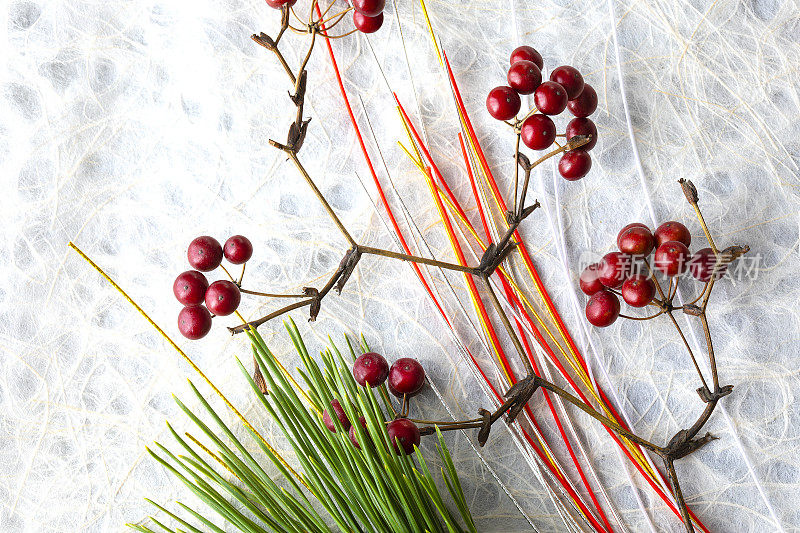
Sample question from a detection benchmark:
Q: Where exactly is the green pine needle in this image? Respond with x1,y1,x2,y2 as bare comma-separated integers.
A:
136,322,476,533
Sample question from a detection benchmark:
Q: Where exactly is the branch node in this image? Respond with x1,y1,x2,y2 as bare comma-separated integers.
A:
697,384,733,403
303,287,321,321
251,32,277,51
477,409,493,447
683,304,702,316
665,429,719,460
517,152,532,171
286,118,311,153
291,70,308,106
335,246,362,294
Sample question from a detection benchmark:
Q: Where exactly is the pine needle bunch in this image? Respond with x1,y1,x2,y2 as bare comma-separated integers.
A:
129,319,476,533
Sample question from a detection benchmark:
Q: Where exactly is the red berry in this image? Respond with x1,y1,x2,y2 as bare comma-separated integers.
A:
387,418,421,455
506,60,542,95
558,149,591,181
585,290,620,327
322,399,351,433
520,114,556,150
188,236,223,272
205,280,241,316
173,270,209,306
621,275,656,307
654,221,691,247
352,0,384,16
617,226,655,256
353,11,383,33
388,358,425,396
486,86,521,121
550,66,584,100
178,305,213,340
567,83,597,117
598,251,632,288
654,241,690,277
349,416,368,449
223,235,253,264
265,0,298,8
565,117,597,151
579,263,604,295
510,46,543,70
353,352,389,387
533,81,568,115
689,247,726,282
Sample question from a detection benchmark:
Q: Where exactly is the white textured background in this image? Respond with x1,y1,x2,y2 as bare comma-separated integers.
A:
2,0,799,531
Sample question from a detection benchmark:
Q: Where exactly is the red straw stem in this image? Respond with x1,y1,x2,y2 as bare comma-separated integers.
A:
441,49,708,533
423,165,607,533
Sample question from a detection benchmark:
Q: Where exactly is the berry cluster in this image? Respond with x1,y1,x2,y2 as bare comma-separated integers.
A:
324,351,427,455
173,235,254,340
265,0,385,34
580,221,725,327
486,45,598,181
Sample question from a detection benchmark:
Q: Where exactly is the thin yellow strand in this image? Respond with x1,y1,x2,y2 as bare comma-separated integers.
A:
411,146,563,481
185,432,240,480
67,242,309,490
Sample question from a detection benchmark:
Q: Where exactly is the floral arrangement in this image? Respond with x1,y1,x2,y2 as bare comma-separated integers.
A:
69,0,751,531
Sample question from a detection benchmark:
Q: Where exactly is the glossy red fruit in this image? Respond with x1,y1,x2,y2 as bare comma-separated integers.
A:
204,280,241,316
224,235,253,264
550,66,584,100
388,358,425,397
387,418,421,455
617,226,655,256
173,270,209,306
520,114,556,150
486,86,521,120
510,45,543,70
265,0,298,9
579,263,604,295
654,241,690,277
353,352,389,387
353,11,383,33
621,275,656,307
565,117,597,151
188,236,223,272
322,399,351,432
598,251,631,288
654,221,691,247
567,83,597,118
178,305,213,340
689,247,726,282
585,290,620,327
533,81,568,115
352,0,384,16
349,416,368,449
507,60,542,95
558,149,591,181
